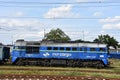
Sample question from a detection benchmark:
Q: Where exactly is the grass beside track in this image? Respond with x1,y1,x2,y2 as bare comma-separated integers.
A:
0,59,120,79
0,70,120,79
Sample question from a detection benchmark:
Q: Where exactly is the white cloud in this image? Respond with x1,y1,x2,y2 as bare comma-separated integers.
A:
99,16,120,30
93,12,103,17
102,23,120,29
99,30,106,34
8,11,24,17
65,31,90,40
0,18,47,31
99,16,120,23
14,31,44,41
102,24,114,29
15,11,23,17
0,18,53,41
116,23,120,29
44,4,80,18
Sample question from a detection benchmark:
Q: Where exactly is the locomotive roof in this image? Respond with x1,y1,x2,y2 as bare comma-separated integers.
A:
41,42,106,47
14,41,41,46
14,40,107,48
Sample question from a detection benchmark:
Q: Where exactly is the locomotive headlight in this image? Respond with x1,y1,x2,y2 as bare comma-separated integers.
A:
100,55,104,58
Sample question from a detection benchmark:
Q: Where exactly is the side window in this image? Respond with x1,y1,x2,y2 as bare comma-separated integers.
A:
84,47,87,52
33,47,39,53
72,47,77,51
26,47,32,53
15,46,20,49
26,46,39,53
14,46,19,49
90,48,96,51
66,47,71,51
100,48,106,52
60,47,64,50
47,47,52,50
53,47,58,50
21,46,25,49
79,47,83,51
15,46,25,49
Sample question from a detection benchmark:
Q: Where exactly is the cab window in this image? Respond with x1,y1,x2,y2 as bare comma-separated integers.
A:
100,48,106,52
53,47,58,50
90,48,96,51
47,47,52,50
26,46,39,53
66,47,71,51
72,47,77,51
60,47,64,50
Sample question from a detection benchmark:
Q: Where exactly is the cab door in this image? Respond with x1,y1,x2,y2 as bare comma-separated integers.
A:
3,47,10,61
0,47,3,60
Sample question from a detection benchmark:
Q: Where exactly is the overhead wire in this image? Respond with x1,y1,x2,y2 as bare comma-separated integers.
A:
0,1,119,7
0,0,119,20
0,16,120,19
0,4,120,7
0,1,119,43
0,1,119,30
0,1,119,4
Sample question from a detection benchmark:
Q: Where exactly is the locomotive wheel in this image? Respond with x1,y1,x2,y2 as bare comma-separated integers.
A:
67,60,75,67
43,59,50,67
16,58,25,66
95,61,105,69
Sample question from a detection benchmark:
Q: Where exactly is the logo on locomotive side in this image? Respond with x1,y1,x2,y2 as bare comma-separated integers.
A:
52,53,72,57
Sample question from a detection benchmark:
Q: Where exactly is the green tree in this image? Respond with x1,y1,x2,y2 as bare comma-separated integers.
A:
94,34,118,49
43,28,71,41
74,39,84,42
74,39,92,43
118,44,120,48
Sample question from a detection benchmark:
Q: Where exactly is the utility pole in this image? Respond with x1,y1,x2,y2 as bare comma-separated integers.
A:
44,28,46,39
82,30,84,41
11,35,13,45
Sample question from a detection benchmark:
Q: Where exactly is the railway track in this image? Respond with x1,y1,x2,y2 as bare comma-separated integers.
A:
0,74,119,80
0,67,120,75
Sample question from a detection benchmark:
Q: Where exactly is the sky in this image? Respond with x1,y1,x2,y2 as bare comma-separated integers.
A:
0,0,120,44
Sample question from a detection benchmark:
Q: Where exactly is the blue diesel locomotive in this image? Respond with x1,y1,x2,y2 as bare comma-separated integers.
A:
11,40,109,68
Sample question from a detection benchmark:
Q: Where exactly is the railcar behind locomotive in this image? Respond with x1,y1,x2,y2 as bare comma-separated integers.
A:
109,48,120,59
0,44,10,64
11,40,109,68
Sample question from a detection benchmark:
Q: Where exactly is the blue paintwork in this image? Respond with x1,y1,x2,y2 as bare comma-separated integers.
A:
109,52,120,59
11,46,109,65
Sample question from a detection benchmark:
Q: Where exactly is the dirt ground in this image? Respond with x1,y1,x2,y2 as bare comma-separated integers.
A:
0,67,120,74
0,74,120,80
